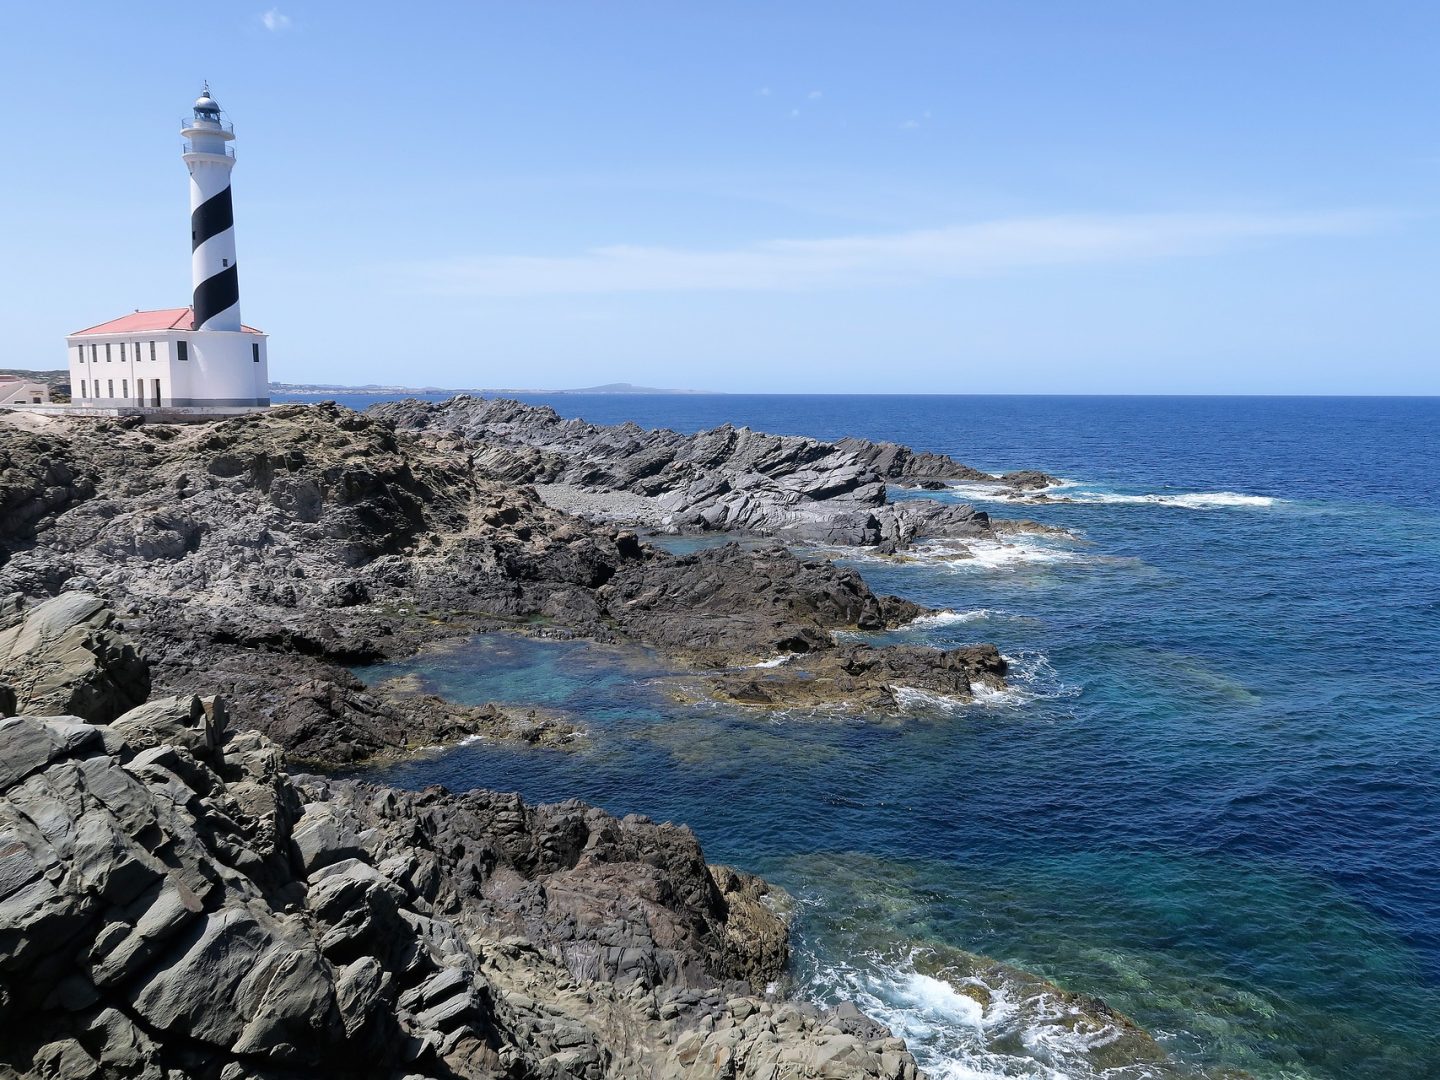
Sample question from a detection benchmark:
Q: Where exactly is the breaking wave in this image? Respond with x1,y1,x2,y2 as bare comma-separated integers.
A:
1064,490,1276,509
892,653,1079,716
903,609,998,629
938,480,1278,511
915,537,1085,572
800,946,1157,1080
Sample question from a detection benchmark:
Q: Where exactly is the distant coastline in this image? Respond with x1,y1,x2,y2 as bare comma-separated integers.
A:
270,380,717,396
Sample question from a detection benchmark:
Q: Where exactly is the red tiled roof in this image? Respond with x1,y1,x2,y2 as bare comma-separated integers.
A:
70,308,263,335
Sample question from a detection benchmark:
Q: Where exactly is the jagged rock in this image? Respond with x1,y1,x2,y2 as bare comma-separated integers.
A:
597,544,927,662
0,592,149,723
0,711,919,1079
110,694,225,765
699,643,1009,711
370,396,1051,547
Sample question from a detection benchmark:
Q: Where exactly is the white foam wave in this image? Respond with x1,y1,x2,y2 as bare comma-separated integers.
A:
802,949,1116,1080
904,609,996,629
1064,489,1276,509
916,538,1082,572
749,655,794,668
936,478,1278,511
895,971,986,1029
893,686,970,713
893,683,1028,714
968,682,1029,708
939,482,1042,504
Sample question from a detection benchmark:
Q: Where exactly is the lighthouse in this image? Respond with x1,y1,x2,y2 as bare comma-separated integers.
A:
184,84,242,331
64,86,270,413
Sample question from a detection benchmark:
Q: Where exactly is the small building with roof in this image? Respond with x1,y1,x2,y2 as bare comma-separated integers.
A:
0,376,51,405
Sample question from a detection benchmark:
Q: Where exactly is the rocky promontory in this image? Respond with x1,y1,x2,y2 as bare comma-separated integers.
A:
369,397,1054,548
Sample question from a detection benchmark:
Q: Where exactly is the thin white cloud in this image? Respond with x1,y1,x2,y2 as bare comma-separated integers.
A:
808,90,823,100
260,8,291,31
757,87,771,96
901,119,920,130
405,210,1389,297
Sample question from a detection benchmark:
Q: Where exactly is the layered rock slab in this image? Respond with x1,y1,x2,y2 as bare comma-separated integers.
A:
370,396,1052,547
0,703,919,1079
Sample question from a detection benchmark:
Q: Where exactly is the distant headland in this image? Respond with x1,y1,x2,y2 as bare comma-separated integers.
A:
270,380,717,396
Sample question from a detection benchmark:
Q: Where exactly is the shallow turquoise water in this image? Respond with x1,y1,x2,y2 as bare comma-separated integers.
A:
352,395,1440,1080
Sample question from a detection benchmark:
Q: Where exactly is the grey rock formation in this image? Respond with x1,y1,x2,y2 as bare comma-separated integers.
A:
0,706,919,1079
370,396,1053,547
0,592,149,723
597,543,926,663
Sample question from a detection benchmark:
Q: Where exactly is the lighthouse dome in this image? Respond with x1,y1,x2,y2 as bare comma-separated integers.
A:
194,90,221,114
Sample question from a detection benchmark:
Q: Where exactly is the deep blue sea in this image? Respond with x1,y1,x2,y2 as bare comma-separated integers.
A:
292,394,1440,1080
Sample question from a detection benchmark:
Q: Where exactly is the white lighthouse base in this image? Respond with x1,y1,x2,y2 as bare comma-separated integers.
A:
169,331,269,408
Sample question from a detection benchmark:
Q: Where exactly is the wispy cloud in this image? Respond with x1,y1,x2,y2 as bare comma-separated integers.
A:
260,7,291,31
404,210,1388,297
808,90,823,100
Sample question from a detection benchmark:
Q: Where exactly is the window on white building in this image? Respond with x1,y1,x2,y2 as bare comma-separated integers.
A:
252,343,260,363
79,380,86,398
107,379,114,398
177,341,189,362
105,344,111,362
121,379,128,399
149,341,157,361
90,344,97,361
152,379,161,407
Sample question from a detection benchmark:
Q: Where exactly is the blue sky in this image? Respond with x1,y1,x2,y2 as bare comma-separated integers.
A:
1,2,1436,393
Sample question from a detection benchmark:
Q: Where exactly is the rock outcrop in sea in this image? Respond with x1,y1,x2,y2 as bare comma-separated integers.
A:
369,396,1055,548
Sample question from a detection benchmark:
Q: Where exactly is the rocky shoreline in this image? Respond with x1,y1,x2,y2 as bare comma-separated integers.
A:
369,396,1057,550
1,400,1215,1078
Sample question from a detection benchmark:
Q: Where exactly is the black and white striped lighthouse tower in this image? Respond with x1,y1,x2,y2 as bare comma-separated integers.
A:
181,85,242,332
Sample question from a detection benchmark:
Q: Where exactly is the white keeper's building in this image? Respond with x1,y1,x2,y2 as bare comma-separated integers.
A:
67,86,270,412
